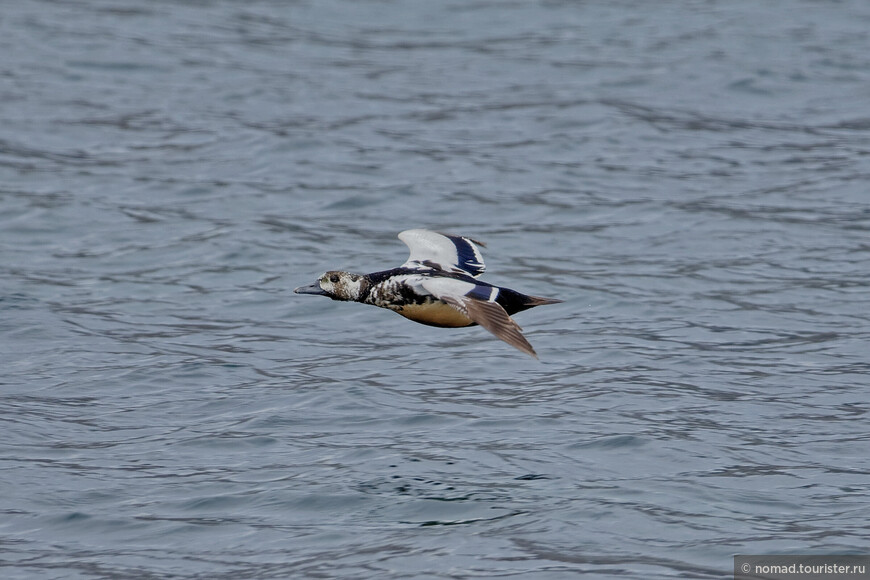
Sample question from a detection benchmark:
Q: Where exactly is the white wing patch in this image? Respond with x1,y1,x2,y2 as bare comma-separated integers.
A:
399,229,486,278
420,277,537,358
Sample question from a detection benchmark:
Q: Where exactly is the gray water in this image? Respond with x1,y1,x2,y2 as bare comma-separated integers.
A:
2,1,869,578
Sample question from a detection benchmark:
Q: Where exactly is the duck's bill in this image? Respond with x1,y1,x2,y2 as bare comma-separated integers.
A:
294,283,327,296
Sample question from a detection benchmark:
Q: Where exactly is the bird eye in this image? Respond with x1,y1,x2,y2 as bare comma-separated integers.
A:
330,274,340,283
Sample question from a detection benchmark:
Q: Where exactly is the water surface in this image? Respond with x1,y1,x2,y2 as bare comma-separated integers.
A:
2,1,869,578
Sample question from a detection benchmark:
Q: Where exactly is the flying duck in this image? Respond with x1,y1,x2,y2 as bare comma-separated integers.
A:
294,229,562,358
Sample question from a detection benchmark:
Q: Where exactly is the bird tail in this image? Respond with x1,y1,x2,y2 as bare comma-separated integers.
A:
523,295,563,307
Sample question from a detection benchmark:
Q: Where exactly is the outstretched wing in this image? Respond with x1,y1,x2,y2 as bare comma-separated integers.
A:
417,277,538,358
398,229,486,278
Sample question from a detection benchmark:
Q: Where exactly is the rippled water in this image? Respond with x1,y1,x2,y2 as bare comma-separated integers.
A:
2,1,869,578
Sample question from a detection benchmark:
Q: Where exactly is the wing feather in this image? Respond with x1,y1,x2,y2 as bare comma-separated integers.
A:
399,229,486,278
420,277,538,358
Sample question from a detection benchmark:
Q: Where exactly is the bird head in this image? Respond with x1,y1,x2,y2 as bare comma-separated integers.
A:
294,271,367,301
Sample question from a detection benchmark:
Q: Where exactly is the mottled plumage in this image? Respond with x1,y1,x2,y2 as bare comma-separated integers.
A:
294,229,562,357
